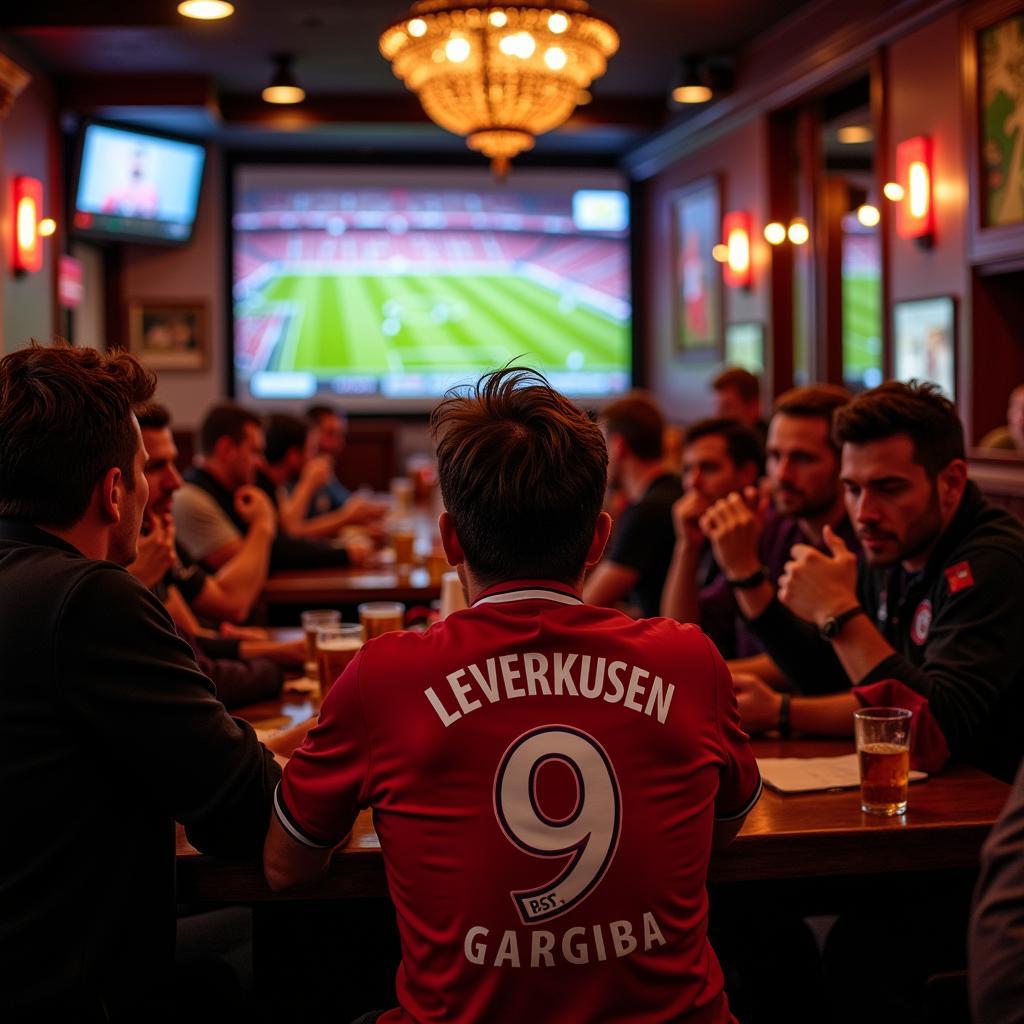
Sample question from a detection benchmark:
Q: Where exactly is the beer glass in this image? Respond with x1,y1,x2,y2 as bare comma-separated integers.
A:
316,624,364,698
359,601,405,640
854,707,913,816
301,609,341,674
425,548,449,586
391,522,416,567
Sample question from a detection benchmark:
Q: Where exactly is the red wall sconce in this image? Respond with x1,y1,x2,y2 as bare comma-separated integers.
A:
12,176,44,274
721,211,751,288
895,136,934,246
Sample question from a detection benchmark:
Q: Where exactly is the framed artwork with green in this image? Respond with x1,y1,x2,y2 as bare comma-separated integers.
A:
671,177,722,357
980,11,1024,227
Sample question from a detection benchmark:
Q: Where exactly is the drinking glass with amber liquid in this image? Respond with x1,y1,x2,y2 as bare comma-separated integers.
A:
359,601,405,640
316,624,364,698
854,707,913,816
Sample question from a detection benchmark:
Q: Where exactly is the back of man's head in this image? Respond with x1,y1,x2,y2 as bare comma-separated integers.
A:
265,414,309,466
0,342,155,527
199,402,261,457
684,417,765,474
431,368,607,587
712,367,761,406
772,384,851,454
136,402,172,431
601,391,665,461
834,380,965,477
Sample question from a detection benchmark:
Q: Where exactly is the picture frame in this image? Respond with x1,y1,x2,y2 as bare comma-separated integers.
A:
127,299,208,371
892,296,957,400
671,177,722,357
724,322,765,372
964,0,1024,262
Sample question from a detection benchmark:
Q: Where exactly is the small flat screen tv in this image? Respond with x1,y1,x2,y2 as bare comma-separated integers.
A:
72,122,206,244
232,166,632,410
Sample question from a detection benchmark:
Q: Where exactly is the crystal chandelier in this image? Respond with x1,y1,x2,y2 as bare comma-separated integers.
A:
380,1,619,174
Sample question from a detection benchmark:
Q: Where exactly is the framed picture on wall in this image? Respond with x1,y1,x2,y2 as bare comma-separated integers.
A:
892,296,956,400
724,322,765,372
127,299,208,371
671,177,722,356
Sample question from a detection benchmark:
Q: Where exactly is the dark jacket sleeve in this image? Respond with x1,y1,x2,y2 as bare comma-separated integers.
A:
743,596,850,694
857,547,1024,760
269,534,351,572
55,565,281,858
970,759,1024,1024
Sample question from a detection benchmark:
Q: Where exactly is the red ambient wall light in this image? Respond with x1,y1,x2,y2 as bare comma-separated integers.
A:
722,210,751,288
12,176,43,274
895,136,934,245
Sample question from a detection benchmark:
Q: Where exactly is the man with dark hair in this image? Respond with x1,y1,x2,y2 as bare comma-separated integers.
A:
734,381,1024,782
583,391,683,616
712,366,768,445
264,368,760,1024
0,344,283,1019
660,418,764,656
678,385,857,671
262,413,385,540
174,402,354,572
306,402,352,513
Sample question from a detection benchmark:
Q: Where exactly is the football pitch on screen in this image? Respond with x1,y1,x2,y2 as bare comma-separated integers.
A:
255,272,629,375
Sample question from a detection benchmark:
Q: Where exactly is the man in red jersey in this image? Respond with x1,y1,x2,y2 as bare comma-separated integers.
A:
264,368,761,1024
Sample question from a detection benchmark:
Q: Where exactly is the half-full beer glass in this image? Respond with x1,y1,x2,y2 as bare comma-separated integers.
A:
854,707,912,816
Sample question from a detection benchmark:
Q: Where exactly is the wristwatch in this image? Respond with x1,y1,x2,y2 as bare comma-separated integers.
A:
727,566,769,590
818,605,867,641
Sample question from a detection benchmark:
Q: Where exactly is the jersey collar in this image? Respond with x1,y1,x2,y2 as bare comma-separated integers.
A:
472,579,584,608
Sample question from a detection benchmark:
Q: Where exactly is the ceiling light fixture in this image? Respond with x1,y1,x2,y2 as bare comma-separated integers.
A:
380,2,619,176
856,204,880,228
672,56,712,105
763,222,787,246
177,1,235,20
262,54,305,105
837,124,873,145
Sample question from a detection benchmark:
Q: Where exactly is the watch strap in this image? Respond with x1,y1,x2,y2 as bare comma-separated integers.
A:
727,566,769,590
777,692,792,739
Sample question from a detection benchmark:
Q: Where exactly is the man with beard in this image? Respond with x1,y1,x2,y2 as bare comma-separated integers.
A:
688,386,857,672
733,381,1024,783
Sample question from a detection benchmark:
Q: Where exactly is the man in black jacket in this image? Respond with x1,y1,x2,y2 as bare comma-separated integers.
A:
733,381,1024,782
0,343,283,1020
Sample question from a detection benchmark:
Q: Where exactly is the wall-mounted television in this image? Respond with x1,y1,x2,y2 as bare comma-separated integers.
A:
231,166,632,410
72,122,206,244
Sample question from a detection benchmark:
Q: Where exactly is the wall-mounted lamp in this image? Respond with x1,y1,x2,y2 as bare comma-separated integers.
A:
763,221,787,246
787,218,810,245
12,176,43,274
711,244,728,263
883,181,905,202
721,211,751,288
856,204,880,228
38,217,57,237
895,135,933,246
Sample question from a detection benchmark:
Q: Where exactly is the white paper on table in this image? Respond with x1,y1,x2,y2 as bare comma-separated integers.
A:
756,753,927,794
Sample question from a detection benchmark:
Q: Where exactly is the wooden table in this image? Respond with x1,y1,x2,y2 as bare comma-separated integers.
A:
176,706,1009,902
261,566,442,609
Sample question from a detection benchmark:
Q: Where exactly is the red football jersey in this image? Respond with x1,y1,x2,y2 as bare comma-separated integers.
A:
278,581,760,1023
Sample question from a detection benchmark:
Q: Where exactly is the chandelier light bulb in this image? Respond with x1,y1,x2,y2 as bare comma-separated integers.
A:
408,18,428,37
544,46,567,70
489,10,508,26
548,12,570,33
445,36,471,63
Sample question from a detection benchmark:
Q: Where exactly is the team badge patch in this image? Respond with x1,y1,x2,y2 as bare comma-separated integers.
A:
910,599,932,646
945,561,974,594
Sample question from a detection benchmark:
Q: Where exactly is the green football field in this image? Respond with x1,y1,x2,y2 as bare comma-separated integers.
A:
250,272,629,376
842,273,882,379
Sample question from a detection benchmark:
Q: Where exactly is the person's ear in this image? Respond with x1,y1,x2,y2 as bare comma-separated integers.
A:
438,510,465,567
585,511,613,567
100,466,123,525
937,459,968,514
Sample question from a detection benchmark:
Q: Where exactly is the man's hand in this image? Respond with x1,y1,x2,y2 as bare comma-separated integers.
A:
672,491,710,550
235,485,277,536
220,622,270,641
339,494,388,528
732,672,782,735
777,525,858,628
127,513,176,589
699,489,764,579
299,454,334,493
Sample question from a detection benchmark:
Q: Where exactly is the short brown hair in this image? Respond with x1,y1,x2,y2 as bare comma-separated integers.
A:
772,384,851,454
712,367,761,404
0,342,155,527
684,417,765,474
136,402,171,431
834,380,965,477
431,368,607,586
198,402,261,456
601,391,665,461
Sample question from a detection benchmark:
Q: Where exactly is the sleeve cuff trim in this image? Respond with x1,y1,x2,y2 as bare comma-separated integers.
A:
715,772,763,822
273,782,335,849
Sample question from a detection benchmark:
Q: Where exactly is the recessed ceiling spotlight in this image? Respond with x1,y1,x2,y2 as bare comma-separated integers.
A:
178,1,234,20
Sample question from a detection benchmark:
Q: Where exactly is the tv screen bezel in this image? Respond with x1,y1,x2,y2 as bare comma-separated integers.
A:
226,158,637,415
70,118,207,247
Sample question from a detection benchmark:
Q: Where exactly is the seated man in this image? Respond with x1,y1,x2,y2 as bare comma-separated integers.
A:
173,402,358,573
712,366,768,448
261,413,386,540
734,381,1024,782
685,386,857,672
978,383,1024,450
583,391,683,617
264,368,760,1024
660,417,764,657
0,343,283,1020
306,402,353,514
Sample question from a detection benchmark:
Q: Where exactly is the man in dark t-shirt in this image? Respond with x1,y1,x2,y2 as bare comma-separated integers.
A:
584,391,682,617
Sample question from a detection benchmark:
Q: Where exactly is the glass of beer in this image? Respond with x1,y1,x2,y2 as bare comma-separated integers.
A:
359,601,405,640
391,522,416,567
854,707,913,816
301,609,341,674
425,548,449,586
316,624,364,698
